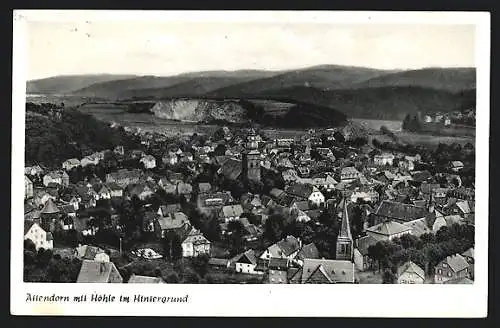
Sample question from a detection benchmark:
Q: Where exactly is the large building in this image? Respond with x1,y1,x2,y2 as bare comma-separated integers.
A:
242,128,261,183
336,199,354,261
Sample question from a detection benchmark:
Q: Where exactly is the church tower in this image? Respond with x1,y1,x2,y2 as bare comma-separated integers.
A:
336,198,354,261
243,128,261,183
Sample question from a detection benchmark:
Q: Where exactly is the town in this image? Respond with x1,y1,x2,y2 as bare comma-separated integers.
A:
23,103,475,285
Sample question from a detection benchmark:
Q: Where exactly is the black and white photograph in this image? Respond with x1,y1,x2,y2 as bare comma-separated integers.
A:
11,10,490,317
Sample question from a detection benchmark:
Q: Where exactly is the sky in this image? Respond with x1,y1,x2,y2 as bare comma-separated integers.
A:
25,19,475,80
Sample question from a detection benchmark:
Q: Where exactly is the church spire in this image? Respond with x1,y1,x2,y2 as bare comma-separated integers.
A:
339,198,353,241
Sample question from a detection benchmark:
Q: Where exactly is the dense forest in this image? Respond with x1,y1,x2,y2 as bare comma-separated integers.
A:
25,103,141,168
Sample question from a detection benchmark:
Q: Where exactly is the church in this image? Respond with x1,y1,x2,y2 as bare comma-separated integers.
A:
242,128,262,183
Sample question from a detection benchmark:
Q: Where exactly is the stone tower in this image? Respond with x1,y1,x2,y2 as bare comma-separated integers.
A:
242,128,261,183
336,198,354,261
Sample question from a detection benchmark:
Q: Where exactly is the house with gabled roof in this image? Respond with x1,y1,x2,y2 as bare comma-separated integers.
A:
24,222,53,250
75,244,110,262
285,183,325,207
373,200,428,225
397,261,425,284
76,260,123,283
353,235,378,271
461,247,474,279
181,228,211,258
25,175,34,199
127,274,165,284
434,253,471,284
289,259,355,284
62,158,81,171
294,243,320,266
366,220,412,241
218,204,243,223
259,235,301,263
155,212,191,238
234,249,263,275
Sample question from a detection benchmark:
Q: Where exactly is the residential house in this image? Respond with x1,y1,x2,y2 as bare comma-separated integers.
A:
294,243,320,266
373,200,428,225
366,221,412,241
340,166,361,183
450,161,464,172
76,260,123,283
97,185,111,200
234,249,263,275
75,245,110,262
24,222,53,250
127,183,154,201
25,165,44,177
157,204,182,217
140,155,157,169
434,254,471,284
107,182,124,198
81,154,100,167
289,259,356,284
113,145,125,156
397,261,425,284
269,269,288,284
218,204,244,223
181,228,211,258
162,152,178,165
374,153,395,166
25,175,34,199
198,182,212,194
127,274,165,284
62,158,81,171
353,235,378,271
177,182,193,200
461,248,474,279
285,183,325,207
155,212,191,238
43,171,69,187
260,236,301,263
106,169,142,188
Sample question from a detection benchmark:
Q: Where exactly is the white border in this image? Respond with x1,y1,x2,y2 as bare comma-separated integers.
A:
11,10,490,317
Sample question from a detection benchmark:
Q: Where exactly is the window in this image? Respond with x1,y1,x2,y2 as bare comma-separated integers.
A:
448,272,452,277
438,269,442,274
442,263,447,267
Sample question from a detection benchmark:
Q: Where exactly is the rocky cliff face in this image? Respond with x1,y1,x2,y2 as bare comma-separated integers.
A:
149,99,247,123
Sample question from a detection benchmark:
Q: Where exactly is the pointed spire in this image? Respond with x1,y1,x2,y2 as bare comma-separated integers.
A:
339,198,353,241
40,198,60,214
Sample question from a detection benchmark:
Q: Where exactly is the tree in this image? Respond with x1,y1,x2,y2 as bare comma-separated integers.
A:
264,214,285,243
227,220,245,256
171,234,183,261
350,205,364,238
191,254,210,278
382,268,396,284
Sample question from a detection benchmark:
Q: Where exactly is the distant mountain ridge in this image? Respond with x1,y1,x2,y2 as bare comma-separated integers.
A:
27,65,476,120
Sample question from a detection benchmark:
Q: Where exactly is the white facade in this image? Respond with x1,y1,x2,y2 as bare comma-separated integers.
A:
374,154,395,166
308,190,325,207
24,223,53,250
235,262,262,275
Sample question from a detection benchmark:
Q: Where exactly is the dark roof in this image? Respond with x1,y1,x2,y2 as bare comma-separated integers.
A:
220,158,242,180
411,170,433,183
397,261,425,280
375,200,428,222
40,198,60,214
276,236,300,256
300,259,355,283
295,201,310,211
296,243,320,260
208,258,229,267
269,258,289,270
443,277,474,284
440,254,470,273
285,183,315,199
355,235,378,256
235,249,258,265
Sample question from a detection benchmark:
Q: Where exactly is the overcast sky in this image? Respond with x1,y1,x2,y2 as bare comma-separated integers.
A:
26,20,475,80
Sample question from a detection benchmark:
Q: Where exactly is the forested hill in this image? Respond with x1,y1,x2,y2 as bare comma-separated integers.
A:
25,103,140,168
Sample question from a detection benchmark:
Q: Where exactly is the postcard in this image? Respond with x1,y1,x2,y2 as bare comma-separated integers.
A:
11,10,490,317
